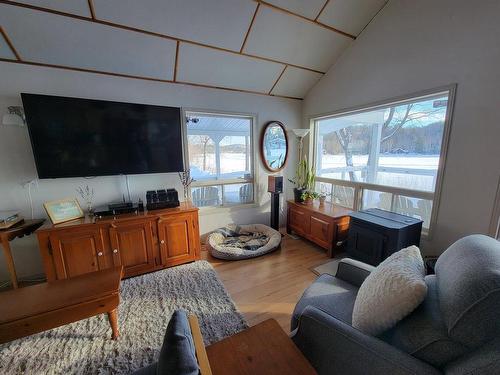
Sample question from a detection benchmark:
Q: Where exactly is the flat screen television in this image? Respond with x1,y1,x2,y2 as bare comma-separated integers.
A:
21,93,184,178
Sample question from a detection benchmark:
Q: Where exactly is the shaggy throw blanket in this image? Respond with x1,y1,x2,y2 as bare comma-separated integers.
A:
214,224,270,251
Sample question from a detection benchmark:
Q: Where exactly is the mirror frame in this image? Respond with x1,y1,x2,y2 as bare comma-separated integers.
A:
260,121,289,172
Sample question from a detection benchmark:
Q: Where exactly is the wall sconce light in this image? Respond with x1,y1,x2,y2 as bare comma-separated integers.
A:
2,106,26,127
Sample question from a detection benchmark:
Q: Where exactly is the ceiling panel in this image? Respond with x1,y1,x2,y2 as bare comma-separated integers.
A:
0,4,177,80
271,66,322,98
262,0,327,20
243,6,352,72
0,34,16,60
13,0,91,17
318,0,387,36
92,0,257,51
177,43,284,93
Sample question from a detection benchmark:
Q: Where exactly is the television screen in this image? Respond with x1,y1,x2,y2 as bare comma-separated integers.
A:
21,93,184,178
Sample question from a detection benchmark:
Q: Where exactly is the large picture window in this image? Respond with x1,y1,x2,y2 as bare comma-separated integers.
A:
186,111,254,207
312,88,454,232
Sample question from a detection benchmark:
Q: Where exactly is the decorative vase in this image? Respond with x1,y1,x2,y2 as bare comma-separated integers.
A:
86,202,94,217
319,196,326,207
294,188,305,203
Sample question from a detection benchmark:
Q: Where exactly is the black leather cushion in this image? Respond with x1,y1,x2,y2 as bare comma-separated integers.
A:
157,310,199,375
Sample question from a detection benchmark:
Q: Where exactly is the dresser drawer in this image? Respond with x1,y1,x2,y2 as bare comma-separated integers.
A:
288,206,310,235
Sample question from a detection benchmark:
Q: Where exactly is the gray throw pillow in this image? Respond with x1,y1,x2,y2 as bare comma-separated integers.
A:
352,246,427,335
157,310,200,375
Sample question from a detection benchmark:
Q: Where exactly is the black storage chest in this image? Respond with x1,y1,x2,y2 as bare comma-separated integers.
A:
346,208,423,266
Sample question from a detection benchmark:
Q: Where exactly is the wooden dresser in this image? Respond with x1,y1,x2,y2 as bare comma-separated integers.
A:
36,202,201,281
287,200,351,257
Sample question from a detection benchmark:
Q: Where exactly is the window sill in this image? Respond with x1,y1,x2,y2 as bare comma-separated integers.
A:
197,203,258,216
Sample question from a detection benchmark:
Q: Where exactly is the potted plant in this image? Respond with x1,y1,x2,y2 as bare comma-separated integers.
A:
288,158,316,203
301,191,319,204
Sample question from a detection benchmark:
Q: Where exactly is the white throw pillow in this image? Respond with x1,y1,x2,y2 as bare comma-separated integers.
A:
352,245,427,336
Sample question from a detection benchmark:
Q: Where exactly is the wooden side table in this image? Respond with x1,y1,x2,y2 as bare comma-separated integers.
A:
287,200,351,257
0,219,45,288
206,319,316,374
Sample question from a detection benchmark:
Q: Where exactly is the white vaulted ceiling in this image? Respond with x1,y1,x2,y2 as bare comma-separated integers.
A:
0,0,388,99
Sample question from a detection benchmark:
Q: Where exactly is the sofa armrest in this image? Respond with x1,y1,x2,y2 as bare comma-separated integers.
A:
291,306,440,375
444,337,500,375
335,258,375,287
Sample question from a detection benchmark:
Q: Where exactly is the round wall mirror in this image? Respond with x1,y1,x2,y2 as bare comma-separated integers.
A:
260,121,289,172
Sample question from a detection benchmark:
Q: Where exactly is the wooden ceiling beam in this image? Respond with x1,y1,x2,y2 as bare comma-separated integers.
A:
240,3,260,53
268,65,287,94
0,26,21,61
314,0,330,21
0,0,326,74
254,0,356,40
0,58,303,101
87,0,96,20
173,40,180,82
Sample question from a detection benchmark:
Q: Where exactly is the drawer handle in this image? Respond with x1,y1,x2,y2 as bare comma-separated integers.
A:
113,249,118,254
160,240,165,245
98,251,103,257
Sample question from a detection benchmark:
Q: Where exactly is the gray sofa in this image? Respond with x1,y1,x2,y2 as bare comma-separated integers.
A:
291,234,500,374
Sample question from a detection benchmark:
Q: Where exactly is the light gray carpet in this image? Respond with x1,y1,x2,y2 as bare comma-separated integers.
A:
312,254,347,276
0,261,247,374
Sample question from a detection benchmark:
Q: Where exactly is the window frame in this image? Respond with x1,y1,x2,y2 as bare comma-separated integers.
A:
183,108,257,210
308,84,457,238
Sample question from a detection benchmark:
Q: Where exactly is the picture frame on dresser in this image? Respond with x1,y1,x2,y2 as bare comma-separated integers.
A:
43,198,84,225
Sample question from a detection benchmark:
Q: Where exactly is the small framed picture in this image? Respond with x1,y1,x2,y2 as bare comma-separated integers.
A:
44,198,84,224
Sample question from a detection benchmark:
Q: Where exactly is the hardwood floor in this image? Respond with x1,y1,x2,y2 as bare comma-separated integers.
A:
203,232,329,333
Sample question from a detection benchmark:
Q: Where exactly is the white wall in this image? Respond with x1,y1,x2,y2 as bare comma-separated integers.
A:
303,0,500,254
0,62,301,282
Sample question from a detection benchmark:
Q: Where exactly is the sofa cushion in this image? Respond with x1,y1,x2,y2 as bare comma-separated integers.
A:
435,234,500,347
157,310,199,375
352,246,427,336
291,274,358,331
380,275,469,368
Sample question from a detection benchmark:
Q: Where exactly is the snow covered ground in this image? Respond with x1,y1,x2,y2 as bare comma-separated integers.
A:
318,154,440,191
189,153,439,221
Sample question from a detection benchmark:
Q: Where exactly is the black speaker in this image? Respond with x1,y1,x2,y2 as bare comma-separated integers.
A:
268,176,283,193
268,176,283,231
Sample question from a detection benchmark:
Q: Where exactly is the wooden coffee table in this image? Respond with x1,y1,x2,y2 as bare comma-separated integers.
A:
206,319,317,375
0,266,123,344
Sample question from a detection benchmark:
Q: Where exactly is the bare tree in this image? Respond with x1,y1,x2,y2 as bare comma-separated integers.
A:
336,127,356,181
190,135,212,170
335,103,443,181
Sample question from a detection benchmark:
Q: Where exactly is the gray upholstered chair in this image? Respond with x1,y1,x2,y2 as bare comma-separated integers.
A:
291,235,500,375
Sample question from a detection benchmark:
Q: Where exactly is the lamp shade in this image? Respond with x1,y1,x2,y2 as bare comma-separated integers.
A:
291,128,310,138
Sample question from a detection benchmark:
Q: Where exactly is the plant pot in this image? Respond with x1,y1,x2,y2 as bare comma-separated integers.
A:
303,198,313,205
294,188,305,203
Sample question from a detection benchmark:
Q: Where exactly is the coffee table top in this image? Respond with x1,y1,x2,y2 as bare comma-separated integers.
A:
0,267,122,323
206,318,316,375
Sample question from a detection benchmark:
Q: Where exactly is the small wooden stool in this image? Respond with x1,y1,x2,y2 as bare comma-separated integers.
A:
0,266,123,344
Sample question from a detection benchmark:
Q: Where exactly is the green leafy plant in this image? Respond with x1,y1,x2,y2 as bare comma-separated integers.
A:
301,191,320,201
288,157,315,190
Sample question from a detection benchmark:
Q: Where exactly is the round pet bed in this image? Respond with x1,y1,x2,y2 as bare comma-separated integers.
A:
207,224,281,260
